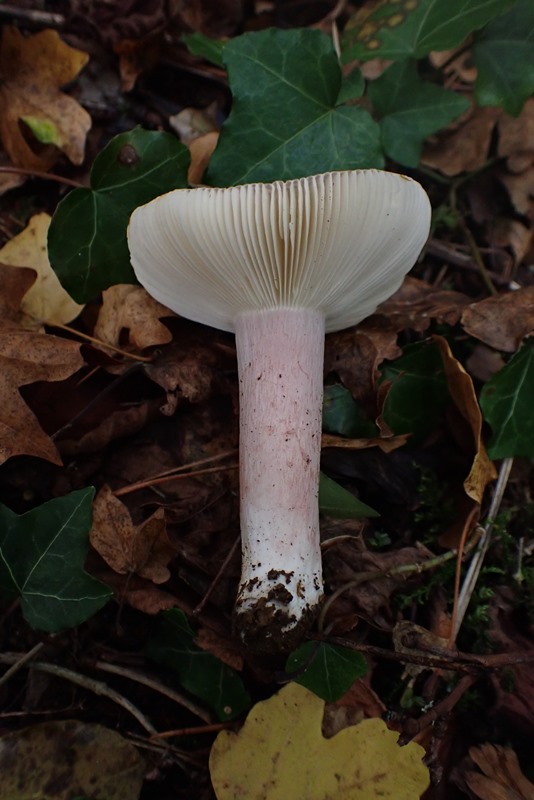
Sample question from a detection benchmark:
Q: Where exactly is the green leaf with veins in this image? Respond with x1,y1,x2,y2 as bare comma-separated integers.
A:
480,340,534,459
0,488,110,632
369,59,470,167
342,0,515,62
473,0,534,116
286,642,367,702
146,609,251,721
183,32,225,67
48,129,190,303
206,28,383,186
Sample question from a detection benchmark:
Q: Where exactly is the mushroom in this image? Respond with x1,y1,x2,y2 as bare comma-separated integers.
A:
127,170,431,650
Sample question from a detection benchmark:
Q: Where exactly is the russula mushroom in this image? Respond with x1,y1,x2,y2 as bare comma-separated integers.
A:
127,170,431,650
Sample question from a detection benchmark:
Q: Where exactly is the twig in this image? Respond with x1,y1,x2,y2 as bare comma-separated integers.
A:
448,506,479,649
400,674,476,741
0,166,82,189
115,462,238,497
0,654,157,735
0,5,65,27
94,661,213,723
0,642,45,688
151,722,232,740
318,535,480,634
50,323,153,363
192,535,241,617
452,457,514,639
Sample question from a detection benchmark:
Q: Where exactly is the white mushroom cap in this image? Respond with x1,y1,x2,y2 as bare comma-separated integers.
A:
127,170,431,332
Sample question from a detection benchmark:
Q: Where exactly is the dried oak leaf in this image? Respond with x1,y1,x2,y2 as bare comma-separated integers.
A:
0,330,83,464
461,288,534,352
455,744,534,800
434,335,496,504
94,284,173,351
378,277,470,330
90,485,176,583
0,263,37,328
0,213,84,325
0,27,90,170
422,106,499,177
210,682,429,800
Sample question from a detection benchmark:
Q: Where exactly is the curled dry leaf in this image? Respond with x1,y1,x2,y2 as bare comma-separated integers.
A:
94,284,173,350
434,335,497,504
378,276,470,330
188,131,219,184
90,485,176,583
0,213,84,325
462,287,534,352
455,743,534,800
0,330,83,464
0,27,91,170
322,432,410,453
422,106,499,177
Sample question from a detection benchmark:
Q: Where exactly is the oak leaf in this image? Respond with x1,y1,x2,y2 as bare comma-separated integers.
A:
461,288,534,353
210,682,429,800
90,485,175,583
0,213,84,325
0,27,90,170
94,284,173,350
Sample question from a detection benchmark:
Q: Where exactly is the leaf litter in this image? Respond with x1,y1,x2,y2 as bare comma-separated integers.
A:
0,2,533,799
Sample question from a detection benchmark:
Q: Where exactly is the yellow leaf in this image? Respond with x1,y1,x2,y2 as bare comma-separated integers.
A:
0,213,84,325
210,683,429,800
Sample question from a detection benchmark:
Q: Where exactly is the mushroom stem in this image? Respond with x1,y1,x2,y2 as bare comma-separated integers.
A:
234,307,325,650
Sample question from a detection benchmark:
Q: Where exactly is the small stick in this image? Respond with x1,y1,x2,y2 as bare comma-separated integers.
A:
192,535,241,616
115,463,238,497
400,674,476,741
0,654,157,735
151,722,231,740
0,642,44,688
50,323,153,363
94,661,213,723
0,166,83,189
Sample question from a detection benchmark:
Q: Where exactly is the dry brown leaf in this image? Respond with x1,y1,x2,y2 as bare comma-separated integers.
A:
461,288,534,352
0,331,83,464
188,131,219,185
0,27,91,170
377,276,470,330
422,106,499,177
0,214,84,325
321,432,409,453
497,98,534,173
459,744,534,800
434,335,497,503
90,485,176,583
94,284,173,350
125,587,179,615
195,627,244,671
0,263,37,328
144,340,219,413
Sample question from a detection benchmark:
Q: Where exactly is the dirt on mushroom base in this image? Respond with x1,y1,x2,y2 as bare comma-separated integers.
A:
234,571,322,652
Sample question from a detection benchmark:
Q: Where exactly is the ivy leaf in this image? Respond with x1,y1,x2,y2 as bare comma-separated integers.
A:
473,0,534,116
323,384,377,438
146,609,251,721
319,473,379,519
0,488,111,632
480,340,534,459
48,129,190,303
286,642,367,702
369,60,470,167
206,28,383,186
381,341,449,445
183,32,225,68
342,0,514,62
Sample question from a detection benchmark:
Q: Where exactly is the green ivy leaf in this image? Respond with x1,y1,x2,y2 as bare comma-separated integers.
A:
206,28,383,186
183,32,225,68
285,642,367,702
369,60,470,167
0,488,110,632
336,68,365,104
342,0,514,62
48,129,190,303
381,341,449,444
473,0,534,116
323,384,377,438
480,340,534,459
319,473,379,519
146,609,251,721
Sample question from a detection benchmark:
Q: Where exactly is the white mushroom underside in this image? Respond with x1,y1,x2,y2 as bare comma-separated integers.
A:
127,170,431,333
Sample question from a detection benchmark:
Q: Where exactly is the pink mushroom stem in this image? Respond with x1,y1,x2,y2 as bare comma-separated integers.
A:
234,307,325,648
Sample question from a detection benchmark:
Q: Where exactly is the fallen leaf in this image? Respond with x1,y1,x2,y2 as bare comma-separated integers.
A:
188,131,219,184
378,276,470,330
434,335,497,503
0,263,37,329
0,720,144,800
209,682,429,800
0,27,91,170
0,213,84,325
94,284,173,350
144,339,219,412
455,743,534,800
497,98,534,173
0,330,83,464
461,288,534,352
422,106,499,177
322,432,410,453
90,485,176,583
